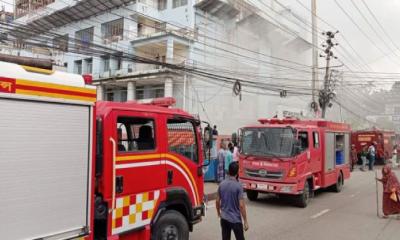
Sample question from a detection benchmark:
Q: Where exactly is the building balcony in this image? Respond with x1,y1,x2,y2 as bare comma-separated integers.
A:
14,0,133,35
195,0,240,19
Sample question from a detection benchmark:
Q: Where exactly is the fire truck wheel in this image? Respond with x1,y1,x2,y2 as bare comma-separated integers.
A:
151,210,189,240
246,190,259,201
295,181,310,208
333,172,344,193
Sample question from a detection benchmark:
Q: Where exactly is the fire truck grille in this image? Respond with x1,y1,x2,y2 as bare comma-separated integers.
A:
245,168,283,179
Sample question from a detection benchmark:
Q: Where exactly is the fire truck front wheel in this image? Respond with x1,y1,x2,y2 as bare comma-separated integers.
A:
246,190,259,201
151,210,189,240
295,181,311,208
332,172,344,193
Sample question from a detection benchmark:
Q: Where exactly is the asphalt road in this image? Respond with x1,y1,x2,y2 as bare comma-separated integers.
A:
191,168,400,240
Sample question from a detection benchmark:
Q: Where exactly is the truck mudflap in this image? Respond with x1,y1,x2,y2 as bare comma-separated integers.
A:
241,179,300,195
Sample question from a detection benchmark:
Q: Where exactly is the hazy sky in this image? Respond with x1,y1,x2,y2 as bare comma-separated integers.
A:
2,0,400,74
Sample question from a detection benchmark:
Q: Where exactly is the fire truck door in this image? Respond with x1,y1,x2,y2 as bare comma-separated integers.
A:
112,111,166,199
310,130,322,172
165,117,202,207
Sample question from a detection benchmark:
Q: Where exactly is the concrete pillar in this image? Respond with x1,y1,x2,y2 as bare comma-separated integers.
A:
127,81,136,101
166,38,174,64
164,77,173,97
97,84,104,101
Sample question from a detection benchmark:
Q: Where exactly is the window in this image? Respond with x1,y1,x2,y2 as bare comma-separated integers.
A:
136,87,144,100
137,23,144,37
101,55,110,72
167,119,198,163
173,0,187,8
53,34,68,51
135,85,164,100
102,18,124,43
117,58,122,70
313,131,320,149
158,0,167,10
298,131,309,151
106,91,114,101
75,27,94,51
117,117,156,152
84,58,93,74
74,60,82,74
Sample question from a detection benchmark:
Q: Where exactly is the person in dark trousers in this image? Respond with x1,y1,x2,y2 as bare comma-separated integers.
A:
350,144,357,172
368,142,377,171
216,162,249,240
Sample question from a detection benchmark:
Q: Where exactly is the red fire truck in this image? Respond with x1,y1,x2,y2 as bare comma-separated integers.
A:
237,118,351,207
351,129,396,165
0,60,209,240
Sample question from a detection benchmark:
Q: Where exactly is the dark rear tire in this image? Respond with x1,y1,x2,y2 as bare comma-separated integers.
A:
151,210,189,240
295,181,311,208
333,172,344,193
246,190,259,201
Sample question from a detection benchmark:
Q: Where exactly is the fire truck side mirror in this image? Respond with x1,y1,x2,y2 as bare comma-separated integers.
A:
231,132,238,146
203,125,213,150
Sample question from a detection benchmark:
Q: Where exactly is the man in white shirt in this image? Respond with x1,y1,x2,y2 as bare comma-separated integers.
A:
368,142,376,171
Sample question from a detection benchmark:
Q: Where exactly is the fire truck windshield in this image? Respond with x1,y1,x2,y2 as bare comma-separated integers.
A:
241,127,295,158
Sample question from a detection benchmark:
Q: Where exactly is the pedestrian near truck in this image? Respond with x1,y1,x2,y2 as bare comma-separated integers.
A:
360,145,368,171
216,162,249,240
350,144,357,172
225,143,234,177
376,165,400,218
217,141,227,183
368,142,377,171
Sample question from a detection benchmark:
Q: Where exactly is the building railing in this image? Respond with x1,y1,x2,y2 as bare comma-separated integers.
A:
15,0,55,18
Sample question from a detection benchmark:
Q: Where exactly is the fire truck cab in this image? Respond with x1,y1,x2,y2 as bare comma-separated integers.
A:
0,60,208,240
238,118,351,207
94,99,207,239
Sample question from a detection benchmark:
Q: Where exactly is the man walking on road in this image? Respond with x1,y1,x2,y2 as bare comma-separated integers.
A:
368,142,377,171
216,162,249,240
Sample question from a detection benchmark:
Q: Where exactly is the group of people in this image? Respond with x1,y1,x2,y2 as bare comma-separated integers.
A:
217,140,240,183
353,142,378,171
351,142,399,172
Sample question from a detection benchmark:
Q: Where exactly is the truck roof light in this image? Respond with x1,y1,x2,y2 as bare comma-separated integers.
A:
258,117,297,124
143,97,176,107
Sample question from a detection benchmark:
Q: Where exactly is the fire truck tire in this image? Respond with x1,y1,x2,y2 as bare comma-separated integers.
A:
295,181,310,208
246,190,259,201
151,210,189,240
332,172,344,193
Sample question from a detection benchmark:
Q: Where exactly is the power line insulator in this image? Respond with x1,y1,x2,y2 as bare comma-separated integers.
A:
280,90,287,98
233,80,242,101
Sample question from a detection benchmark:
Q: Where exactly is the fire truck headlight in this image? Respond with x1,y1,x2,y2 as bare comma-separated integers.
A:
280,186,293,193
288,166,297,177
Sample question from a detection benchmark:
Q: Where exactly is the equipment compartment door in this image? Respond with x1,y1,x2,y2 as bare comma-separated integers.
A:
324,132,335,172
0,98,91,240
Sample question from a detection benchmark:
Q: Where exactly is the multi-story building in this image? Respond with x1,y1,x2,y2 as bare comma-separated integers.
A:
12,0,313,134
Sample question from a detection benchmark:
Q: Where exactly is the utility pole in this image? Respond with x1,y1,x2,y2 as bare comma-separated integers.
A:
311,0,319,114
319,31,338,118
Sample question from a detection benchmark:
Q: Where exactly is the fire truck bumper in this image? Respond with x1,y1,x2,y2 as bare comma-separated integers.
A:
191,204,206,225
241,179,299,195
